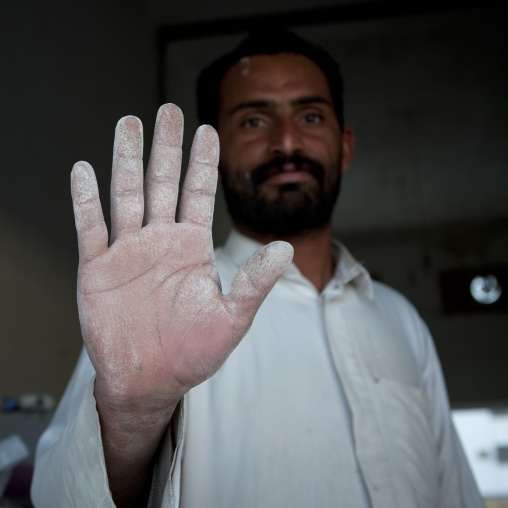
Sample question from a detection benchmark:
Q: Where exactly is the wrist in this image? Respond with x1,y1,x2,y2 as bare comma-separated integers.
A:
94,379,181,440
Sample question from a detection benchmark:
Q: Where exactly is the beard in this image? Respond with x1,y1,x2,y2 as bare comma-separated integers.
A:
220,153,342,237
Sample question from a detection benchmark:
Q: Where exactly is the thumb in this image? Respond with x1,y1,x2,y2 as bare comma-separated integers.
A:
223,241,294,337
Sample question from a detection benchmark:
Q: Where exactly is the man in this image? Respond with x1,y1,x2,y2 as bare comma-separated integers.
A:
32,31,483,507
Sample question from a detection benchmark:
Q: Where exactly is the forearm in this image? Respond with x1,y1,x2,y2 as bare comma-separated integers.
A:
95,384,181,507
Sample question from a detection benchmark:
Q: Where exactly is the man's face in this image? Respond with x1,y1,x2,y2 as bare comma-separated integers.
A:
216,52,354,237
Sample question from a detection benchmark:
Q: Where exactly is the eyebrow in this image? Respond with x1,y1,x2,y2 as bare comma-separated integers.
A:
292,96,333,108
228,100,273,116
228,95,333,116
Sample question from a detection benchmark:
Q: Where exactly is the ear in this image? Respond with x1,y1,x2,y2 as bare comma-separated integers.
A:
340,126,355,173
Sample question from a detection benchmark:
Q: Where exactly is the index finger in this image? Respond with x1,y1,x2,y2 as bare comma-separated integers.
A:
110,116,144,243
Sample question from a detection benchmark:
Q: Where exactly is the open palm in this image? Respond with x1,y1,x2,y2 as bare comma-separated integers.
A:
71,104,293,406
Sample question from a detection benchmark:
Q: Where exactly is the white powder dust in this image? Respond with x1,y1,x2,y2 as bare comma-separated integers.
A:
239,56,250,76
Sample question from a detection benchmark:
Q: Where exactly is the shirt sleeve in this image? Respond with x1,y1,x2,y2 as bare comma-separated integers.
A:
31,347,184,508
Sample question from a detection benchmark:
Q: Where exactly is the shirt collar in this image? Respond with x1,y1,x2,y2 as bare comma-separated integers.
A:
221,229,373,300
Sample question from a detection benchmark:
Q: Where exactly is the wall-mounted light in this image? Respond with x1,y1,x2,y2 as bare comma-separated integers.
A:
470,275,502,305
439,266,507,314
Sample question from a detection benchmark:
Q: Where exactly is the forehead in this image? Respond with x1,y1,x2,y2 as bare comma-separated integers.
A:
218,52,333,111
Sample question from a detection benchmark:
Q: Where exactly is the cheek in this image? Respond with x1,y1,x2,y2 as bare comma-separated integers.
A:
219,131,246,161
322,130,342,157
308,138,340,166
222,135,266,170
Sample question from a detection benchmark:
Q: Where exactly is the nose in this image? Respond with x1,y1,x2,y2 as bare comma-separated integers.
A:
269,117,303,157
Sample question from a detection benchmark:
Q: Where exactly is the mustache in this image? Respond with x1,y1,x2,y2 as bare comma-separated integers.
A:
249,154,325,187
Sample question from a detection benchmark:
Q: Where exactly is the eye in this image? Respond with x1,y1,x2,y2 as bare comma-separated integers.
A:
241,116,265,128
302,112,323,124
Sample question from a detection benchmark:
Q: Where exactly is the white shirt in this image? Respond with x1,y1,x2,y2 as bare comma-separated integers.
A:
31,231,483,508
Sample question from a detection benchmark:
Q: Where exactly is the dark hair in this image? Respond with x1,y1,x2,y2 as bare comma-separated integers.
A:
196,29,344,128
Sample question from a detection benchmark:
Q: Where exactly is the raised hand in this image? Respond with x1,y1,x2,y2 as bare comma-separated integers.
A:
70,104,293,505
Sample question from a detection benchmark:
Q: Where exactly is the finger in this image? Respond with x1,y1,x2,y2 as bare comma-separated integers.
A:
71,161,108,263
110,116,144,243
144,104,183,225
223,241,294,335
178,125,219,228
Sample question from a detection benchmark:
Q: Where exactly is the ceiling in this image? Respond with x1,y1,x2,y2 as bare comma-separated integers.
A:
146,0,383,25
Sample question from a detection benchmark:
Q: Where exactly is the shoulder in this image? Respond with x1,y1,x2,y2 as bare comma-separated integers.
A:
371,279,417,314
